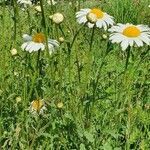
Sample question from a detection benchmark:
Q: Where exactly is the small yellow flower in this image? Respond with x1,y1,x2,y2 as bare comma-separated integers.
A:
58,37,64,43
16,96,22,103
30,99,47,115
102,34,107,39
57,102,64,108
10,48,17,56
52,13,64,24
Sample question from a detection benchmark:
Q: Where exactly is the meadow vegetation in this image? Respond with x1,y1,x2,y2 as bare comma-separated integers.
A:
0,0,150,149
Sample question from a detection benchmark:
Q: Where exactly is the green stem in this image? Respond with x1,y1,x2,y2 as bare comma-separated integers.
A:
89,26,95,51
36,50,43,98
67,23,85,84
39,0,46,29
125,46,131,70
27,7,32,34
70,23,85,50
12,0,18,44
58,24,66,38
39,0,49,56
75,46,81,83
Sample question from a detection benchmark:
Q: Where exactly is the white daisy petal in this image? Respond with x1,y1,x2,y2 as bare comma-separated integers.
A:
21,42,28,50
26,41,35,52
33,43,44,51
128,39,134,47
77,16,87,24
110,34,125,43
134,38,143,47
140,33,150,45
121,40,129,51
87,22,94,28
48,44,55,55
96,20,103,28
48,39,59,47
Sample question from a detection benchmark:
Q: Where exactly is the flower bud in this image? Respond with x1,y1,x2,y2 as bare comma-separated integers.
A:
58,37,64,43
102,34,107,39
57,102,63,108
10,48,17,56
52,13,64,24
86,13,97,23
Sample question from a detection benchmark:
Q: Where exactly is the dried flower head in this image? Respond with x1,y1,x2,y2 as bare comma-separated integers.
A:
30,99,47,115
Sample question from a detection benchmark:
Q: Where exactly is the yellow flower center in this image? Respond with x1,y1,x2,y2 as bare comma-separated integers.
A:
122,26,141,37
90,8,104,19
32,100,44,112
32,33,45,43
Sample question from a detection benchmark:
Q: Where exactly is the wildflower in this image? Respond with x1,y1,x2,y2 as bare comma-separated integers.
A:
47,0,57,5
10,48,17,56
17,0,32,6
21,33,59,54
58,37,64,43
109,23,150,51
52,13,64,24
30,99,47,115
35,5,42,12
16,96,22,103
57,102,64,108
76,8,114,30
148,5,150,8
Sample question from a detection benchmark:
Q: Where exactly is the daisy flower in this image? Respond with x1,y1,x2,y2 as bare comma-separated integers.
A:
109,23,150,51
21,33,59,54
76,8,114,30
30,99,47,115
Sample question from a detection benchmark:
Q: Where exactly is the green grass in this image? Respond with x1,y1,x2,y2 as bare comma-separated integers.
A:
0,0,150,149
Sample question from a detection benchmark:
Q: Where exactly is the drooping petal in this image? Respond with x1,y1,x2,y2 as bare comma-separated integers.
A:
22,34,32,42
